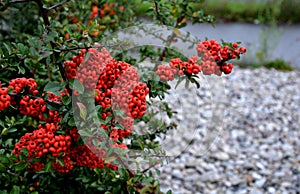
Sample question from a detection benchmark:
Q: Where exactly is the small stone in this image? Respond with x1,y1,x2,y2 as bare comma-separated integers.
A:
267,187,276,193
256,162,265,170
252,172,262,180
255,177,266,188
212,152,230,161
171,169,183,180
281,182,292,188
246,174,254,183
200,171,222,182
249,189,263,194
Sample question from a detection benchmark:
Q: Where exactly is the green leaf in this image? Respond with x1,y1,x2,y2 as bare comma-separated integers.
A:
56,158,64,167
115,123,124,130
15,162,27,171
29,47,38,56
62,95,71,105
166,190,172,194
10,185,20,194
20,148,29,157
155,169,160,176
44,161,53,172
46,101,62,111
78,129,93,137
3,43,11,54
7,128,17,133
17,66,25,74
46,31,58,42
184,79,190,89
68,117,76,127
76,102,87,120
1,128,8,135
44,82,62,96
70,79,84,94
175,76,185,89
0,163,7,172
0,155,10,164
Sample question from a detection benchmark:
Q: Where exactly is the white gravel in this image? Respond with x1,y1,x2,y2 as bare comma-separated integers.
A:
150,67,300,194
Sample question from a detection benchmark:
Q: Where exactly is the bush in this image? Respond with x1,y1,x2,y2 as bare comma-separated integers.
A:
0,0,246,193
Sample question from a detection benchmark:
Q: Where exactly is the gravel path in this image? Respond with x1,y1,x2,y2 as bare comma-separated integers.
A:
152,67,300,194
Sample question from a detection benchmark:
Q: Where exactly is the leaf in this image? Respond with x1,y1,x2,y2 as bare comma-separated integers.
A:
15,162,27,171
17,66,25,74
29,47,38,56
3,43,11,54
56,158,64,167
115,123,124,130
62,95,71,105
10,185,20,194
0,155,10,164
44,82,62,96
44,161,52,172
20,148,28,157
68,117,76,127
166,190,172,194
70,79,84,94
7,128,17,133
76,102,87,120
155,169,160,176
172,28,181,36
46,31,58,42
175,76,185,89
184,79,190,89
1,128,8,135
78,129,93,137
46,101,62,111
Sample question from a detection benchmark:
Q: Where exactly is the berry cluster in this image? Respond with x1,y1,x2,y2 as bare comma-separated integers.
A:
156,40,246,81
9,77,39,96
0,78,60,124
12,123,71,158
52,155,74,173
71,145,104,169
156,56,201,81
65,48,149,141
64,46,112,88
90,3,124,20
0,87,11,111
29,162,45,172
197,40,246,75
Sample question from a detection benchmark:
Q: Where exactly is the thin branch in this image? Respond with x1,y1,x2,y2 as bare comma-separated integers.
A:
57,45,100,52
112,153,136,178
34,0,50,27
141,161,161,174
56,43,131,53
158,3,188,61
9,92,63,105
154,1,166,25
6,170,24,180
0,64,11,72
47,0,70,11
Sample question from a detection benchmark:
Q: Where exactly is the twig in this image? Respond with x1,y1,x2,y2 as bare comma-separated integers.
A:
141,161,161,174
154,1,166,25
6,170,24,180
112,153,136,178
47,0,70,11
9,92,63,105
0,64,11,72
158,3,188,61
57,45,101,52
56,43,131,53
34,0,50,27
